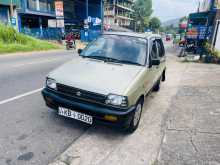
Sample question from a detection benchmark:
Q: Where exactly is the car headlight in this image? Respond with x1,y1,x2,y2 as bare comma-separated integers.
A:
46,78,57,90
105,94,128,107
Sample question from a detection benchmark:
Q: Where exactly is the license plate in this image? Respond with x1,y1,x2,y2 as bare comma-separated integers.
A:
58,107,93,124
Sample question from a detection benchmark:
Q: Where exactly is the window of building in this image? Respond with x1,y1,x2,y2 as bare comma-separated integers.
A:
0,6,9,24
27,0,37,11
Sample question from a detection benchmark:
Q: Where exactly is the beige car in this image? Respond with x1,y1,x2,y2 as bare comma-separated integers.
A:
42,32,166,133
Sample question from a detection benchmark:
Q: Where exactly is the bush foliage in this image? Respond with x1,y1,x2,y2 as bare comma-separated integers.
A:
204,42,220,58
0,24,60,54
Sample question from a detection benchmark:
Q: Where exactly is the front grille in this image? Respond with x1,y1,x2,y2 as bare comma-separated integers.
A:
56,83,107,104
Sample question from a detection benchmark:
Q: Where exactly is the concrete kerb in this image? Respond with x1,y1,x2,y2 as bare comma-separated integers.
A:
0,40,87,57
0,49,67,57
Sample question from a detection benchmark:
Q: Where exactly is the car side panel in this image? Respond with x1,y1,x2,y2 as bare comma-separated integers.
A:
123,69,144,107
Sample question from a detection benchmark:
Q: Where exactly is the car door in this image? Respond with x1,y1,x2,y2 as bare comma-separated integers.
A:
150,39,160,85
156,38,166,77
141,38,157,94
140,39,154,95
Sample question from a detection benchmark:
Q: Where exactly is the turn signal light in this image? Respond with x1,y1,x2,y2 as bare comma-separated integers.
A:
104,115,118,122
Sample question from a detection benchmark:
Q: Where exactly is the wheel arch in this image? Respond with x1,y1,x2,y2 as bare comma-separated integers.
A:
137,95,145,106
162,68,166,82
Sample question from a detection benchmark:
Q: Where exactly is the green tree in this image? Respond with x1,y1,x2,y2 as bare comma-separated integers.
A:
179,16,188,23
133,0,153,32
149,17,161,31
163,24,178,35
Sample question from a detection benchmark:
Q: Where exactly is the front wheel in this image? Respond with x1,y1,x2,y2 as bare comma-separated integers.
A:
126,100,143,133
66,45,70,50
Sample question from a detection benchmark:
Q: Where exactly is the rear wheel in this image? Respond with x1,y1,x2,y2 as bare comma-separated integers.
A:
126,100,143,133
153,76,161,92
162,70,166,82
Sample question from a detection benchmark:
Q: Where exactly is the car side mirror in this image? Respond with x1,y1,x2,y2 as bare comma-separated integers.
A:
152,59,160,65
78,49,83,54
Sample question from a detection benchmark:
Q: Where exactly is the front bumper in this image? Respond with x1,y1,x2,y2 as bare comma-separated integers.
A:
42,88,136,128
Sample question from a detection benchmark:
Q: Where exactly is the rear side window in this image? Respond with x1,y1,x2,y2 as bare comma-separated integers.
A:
151,41,159,59
156,39,165,57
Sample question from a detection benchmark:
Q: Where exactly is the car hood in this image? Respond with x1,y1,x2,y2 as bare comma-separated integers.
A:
48,56,143,95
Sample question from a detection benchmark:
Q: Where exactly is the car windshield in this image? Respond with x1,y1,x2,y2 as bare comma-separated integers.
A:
80,35,147,66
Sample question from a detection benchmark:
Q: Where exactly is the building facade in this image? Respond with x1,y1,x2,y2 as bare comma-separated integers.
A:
104,0,134,28
0,0,20,29
63,0,104,41
1,0,104,40
211,1,220,50
199,0,220,49
17,0,60,39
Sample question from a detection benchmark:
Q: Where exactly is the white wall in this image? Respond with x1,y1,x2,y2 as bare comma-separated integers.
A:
200,0,212,12
215,22,220,51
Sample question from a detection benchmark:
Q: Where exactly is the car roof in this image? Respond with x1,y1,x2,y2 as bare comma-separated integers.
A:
103,31,161,40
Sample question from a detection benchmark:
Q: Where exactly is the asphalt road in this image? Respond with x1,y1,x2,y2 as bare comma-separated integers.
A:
0,50,90,165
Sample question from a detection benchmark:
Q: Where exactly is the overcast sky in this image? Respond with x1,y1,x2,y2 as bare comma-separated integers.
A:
152,0,202,22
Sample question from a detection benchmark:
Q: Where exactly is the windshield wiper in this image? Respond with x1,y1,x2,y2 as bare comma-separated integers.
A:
118,60,142,66
82,55,107,61
83,56,142,66
105,57,142,66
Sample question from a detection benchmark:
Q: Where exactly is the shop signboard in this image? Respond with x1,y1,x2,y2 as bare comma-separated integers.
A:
91,17,102,26
48,19,57,28
186,28,199,39
55,1,64,17
10,17,16,26
57,19,64,28
87,16,92,23
198,26,207,39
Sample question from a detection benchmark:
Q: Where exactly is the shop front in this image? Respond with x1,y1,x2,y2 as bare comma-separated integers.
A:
212,1,220,50
63,0,103,41
18,0,62,40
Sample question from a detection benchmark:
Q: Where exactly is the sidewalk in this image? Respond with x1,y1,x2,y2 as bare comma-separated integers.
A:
158,61,220,164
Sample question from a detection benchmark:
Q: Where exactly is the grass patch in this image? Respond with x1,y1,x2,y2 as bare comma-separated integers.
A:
0,24,61,54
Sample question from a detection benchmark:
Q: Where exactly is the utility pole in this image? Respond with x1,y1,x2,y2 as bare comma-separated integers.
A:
10,0,14,17
86,0,88,18
197,1,200,13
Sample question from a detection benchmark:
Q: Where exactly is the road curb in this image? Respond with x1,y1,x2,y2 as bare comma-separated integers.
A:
0,49,67,57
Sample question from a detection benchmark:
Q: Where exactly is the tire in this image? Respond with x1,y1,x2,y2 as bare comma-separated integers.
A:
66,45,70,50
153,76,161,92
126,100,143,133
162,70,166,82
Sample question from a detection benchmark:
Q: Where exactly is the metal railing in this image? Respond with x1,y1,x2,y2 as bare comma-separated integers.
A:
20,27,62,40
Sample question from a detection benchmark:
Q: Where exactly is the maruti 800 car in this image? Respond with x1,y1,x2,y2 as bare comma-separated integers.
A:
42,32,166,133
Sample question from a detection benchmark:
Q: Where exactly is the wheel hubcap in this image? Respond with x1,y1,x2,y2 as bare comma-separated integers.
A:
133,103,142,126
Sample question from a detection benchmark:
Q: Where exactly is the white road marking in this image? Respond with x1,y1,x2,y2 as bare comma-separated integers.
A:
13,58,64,68
0,88,43,105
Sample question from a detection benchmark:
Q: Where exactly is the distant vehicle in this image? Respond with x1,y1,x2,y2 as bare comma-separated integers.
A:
42,32,166,133
166,34,172,41
175,34,181,40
